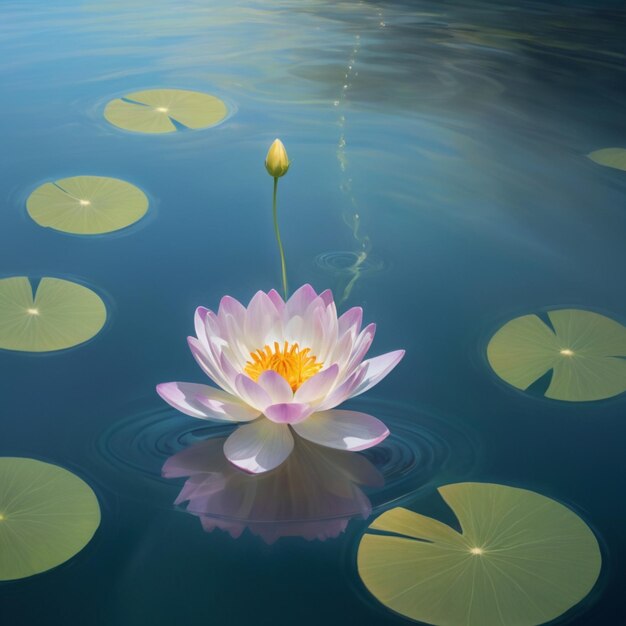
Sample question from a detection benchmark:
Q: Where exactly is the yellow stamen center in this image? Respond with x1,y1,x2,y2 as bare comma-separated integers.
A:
245,341,323,391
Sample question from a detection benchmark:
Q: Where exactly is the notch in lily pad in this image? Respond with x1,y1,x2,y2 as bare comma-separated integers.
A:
104,89,228,134
357,482,601,626
587,148,626,172
0,457,101,581
27,175,148,235
487,308,626,401
0,276,106,352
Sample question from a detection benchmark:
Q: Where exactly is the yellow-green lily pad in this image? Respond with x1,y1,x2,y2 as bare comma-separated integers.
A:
0,276,106,352
587,148,626,172
357,482,601,626
104,89,228,134
487,308,626,401
0,457,101,581
27,176,148,235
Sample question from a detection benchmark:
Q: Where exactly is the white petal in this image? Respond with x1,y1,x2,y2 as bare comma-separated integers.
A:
156,382,260,422
187,337,234,394
316,365,368,411
292,409,390,451
224,419,294,473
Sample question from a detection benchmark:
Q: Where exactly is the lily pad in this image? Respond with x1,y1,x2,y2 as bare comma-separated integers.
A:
27,176,148,235
0,457,101,581
104,89,228,134
357,482,601,626
587,148,626,172
487,308,626,401
0,276,106,352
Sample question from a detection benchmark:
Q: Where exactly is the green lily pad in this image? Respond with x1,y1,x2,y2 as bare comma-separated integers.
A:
104,89,228,134
587,148,626,172
487,308,626,401
27,176,148,235
0,276,106,352
0,457,101,581
357,482,601,626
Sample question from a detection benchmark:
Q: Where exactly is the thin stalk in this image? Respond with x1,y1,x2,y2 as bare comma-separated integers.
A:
272,176,289,299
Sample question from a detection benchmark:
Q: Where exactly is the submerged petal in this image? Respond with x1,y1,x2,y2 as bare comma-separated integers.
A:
293,410,389,451
156,382,260,422
223,420,294,473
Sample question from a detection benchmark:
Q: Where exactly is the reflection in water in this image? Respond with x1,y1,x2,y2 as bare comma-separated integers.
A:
163,434,383,543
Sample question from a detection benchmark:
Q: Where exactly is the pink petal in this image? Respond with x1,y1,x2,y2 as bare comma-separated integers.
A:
267,289,285,314
338,306,363,336
244,291,281,348
218,295,246,326
234,374,272,411
344,323,376,374
294,364,339,405
257,370,293,404
285,284,318,318
194,307,211,345
319,289,334,307
351,350,406,397
224,419,294,473
156,382,260,422
292,410,389,451
264,402,312,424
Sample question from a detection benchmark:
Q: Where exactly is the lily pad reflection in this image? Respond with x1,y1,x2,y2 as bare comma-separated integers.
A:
163,434,383,543
487,308,626,401
0,457,100,581
0,276,106,352
587,148,626,172
27,175,148,235
357,482,601,626
104,89,228,134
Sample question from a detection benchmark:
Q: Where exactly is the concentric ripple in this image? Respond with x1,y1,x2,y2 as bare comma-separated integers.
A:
96,395,478,509
314,251,386,277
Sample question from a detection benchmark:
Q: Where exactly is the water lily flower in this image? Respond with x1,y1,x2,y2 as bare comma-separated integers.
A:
157,284,404,474
265,138,290,178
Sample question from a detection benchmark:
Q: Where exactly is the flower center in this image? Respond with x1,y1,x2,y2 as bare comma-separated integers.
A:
245,341,323,391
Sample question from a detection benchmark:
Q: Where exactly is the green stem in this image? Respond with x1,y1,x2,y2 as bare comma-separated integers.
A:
272,176,289,300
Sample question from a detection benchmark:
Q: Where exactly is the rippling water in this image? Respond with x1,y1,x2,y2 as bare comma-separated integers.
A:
1,0,625,624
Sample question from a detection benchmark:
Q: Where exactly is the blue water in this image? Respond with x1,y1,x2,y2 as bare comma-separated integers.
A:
1,0,626,624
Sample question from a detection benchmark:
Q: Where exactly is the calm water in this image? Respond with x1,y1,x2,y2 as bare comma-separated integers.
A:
1,0,626,624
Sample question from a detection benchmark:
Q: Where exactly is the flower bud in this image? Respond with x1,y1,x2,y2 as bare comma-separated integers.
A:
265,139,290,178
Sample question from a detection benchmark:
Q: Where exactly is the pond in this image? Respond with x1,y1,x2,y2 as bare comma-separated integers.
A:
1,1,625,624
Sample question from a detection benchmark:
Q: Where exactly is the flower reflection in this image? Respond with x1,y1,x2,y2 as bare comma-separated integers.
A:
162,433,383,543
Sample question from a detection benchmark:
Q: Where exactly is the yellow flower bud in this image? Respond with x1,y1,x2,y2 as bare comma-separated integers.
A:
265,138,290,178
